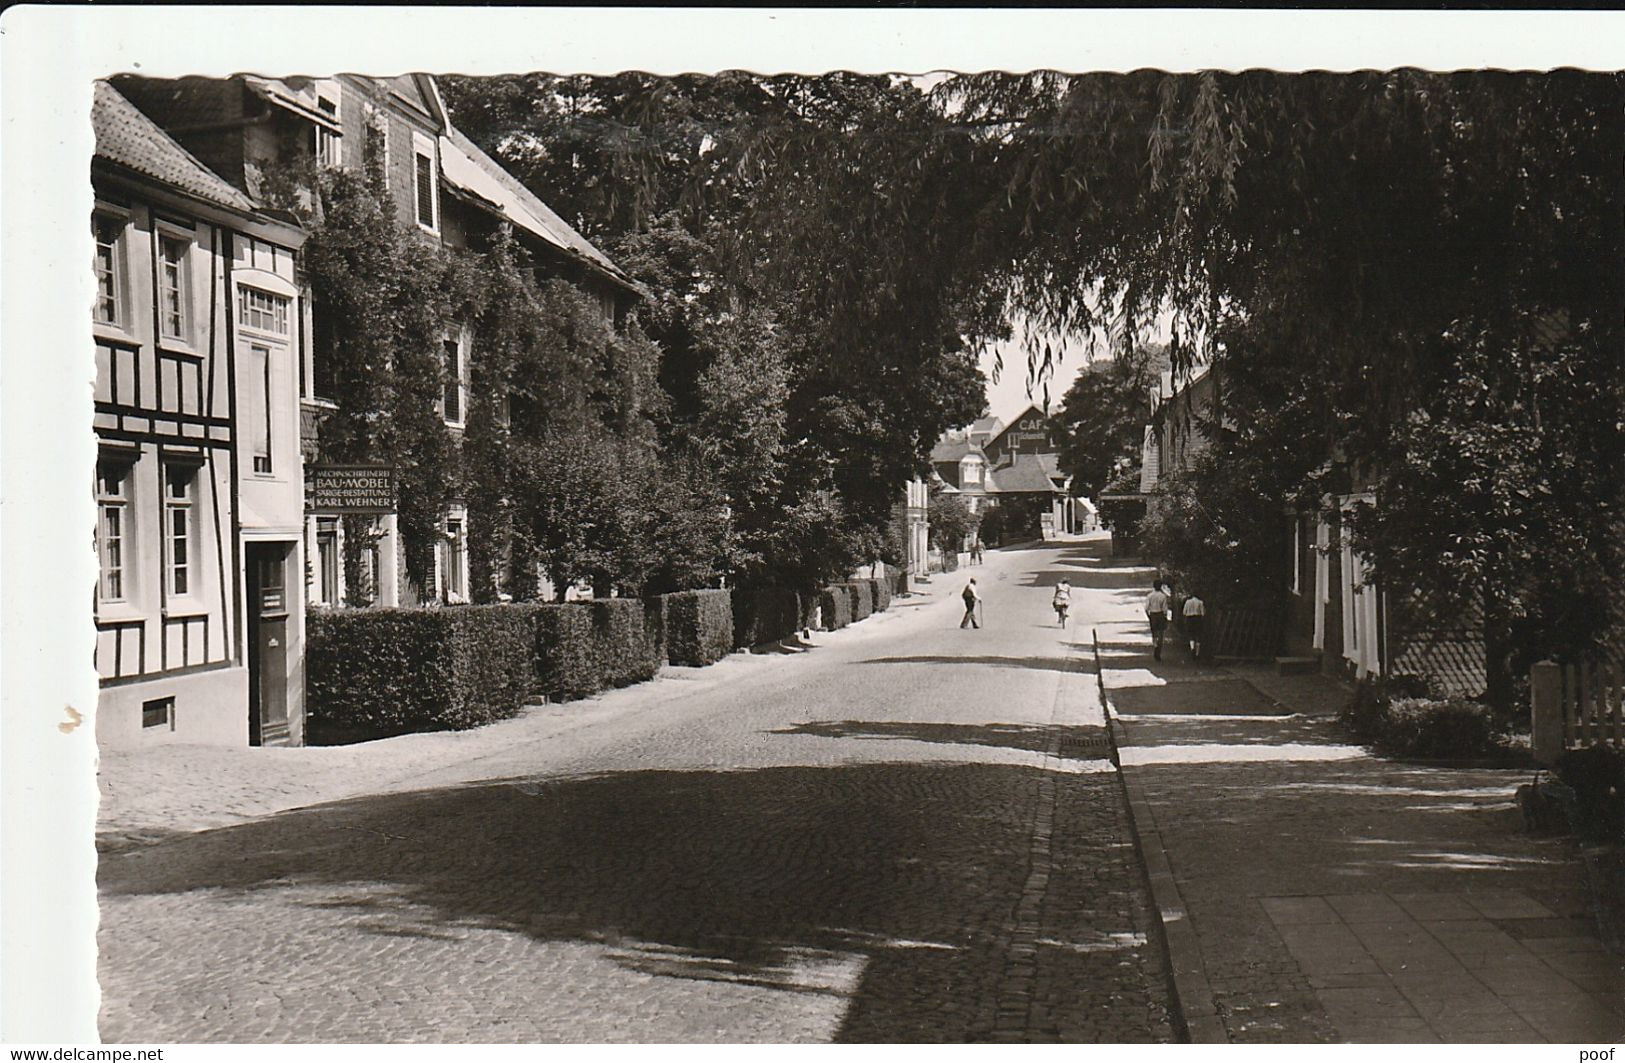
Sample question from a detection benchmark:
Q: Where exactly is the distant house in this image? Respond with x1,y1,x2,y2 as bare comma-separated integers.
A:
982,403,1058,465
1140,360,1485,691
91,82,308,747
929,432,996,515
931,404,1081,540
892,476,930,581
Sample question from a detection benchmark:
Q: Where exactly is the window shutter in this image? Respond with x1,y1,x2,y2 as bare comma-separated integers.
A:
415,152,435,227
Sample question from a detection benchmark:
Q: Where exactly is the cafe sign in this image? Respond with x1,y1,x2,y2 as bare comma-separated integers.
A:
308,464,396,514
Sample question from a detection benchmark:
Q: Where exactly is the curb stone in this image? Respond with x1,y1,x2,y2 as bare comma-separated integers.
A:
1093,628,1228,1044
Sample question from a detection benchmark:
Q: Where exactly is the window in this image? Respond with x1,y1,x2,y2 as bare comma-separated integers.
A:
237,287,289,335
316,518,339,605
246,344,273,473
441,336,465,425
158,235,191,341
313,124,341,168
165,466,196,597
413,133,438,231
97,463,129,602
93,214,124,325
443,516,467,601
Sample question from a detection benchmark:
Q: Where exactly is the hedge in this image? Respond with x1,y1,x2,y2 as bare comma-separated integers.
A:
533,603,599,701
733,586,801,648
307,605,536,742
593,597,661,688
869,577,893,614
644,595,670,666
1339,682,1507,760
845,580,875,622
820,585,852,630
662,589,735,666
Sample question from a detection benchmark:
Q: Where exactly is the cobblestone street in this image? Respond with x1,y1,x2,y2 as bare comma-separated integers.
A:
98,537,1177,1043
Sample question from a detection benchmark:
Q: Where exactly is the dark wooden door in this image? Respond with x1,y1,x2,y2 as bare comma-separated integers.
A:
246,542,290,746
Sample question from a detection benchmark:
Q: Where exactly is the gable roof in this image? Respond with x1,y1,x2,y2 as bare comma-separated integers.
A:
439,127,635,293
930,436,988,465
968,415,1003,439
989,452,1068,494
92,81,259,214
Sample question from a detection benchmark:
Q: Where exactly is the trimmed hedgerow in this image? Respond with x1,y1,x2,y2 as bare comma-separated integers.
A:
307,605,536,742
845,580,875,621
592,597,661,688
663,589,734,666
869,577,892,613
533,602,599,701
732,586,801,648
820,585,852,630
644,595,670,665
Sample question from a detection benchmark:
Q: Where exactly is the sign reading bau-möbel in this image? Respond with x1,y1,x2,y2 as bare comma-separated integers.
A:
309,464,396,514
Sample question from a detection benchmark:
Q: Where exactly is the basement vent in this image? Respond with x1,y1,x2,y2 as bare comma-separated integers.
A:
142,696,175,731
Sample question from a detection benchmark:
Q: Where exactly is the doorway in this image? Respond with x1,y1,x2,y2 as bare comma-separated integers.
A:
246,541,291,746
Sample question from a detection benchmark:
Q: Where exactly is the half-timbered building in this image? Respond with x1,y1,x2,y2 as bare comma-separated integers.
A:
92,81,308,746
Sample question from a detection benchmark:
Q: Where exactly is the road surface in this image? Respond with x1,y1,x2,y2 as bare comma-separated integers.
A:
98,536,1175,1043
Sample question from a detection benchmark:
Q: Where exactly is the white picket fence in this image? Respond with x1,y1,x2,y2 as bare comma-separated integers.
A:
1530,658,1625,764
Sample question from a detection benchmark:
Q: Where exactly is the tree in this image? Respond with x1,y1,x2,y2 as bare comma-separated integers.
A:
443,75,995,575
447,70,1624,702
514,423,654,600
928,489,974,553
1050,344,1164,499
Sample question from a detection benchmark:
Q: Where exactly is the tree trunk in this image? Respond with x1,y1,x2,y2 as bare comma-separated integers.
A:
1482,581,1515,717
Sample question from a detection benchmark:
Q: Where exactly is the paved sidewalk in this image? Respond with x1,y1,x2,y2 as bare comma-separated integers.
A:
1095,615,1625,1044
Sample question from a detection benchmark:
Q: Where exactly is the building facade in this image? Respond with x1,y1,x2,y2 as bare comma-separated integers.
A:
931,404,1079,539
115,73,640,615
92,82,308,747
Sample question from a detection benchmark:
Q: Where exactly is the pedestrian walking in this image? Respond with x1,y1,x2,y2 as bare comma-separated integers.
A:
1182,591,1206,659
1144,580,1172,661
970,538,983,565
1052,578,1072,628
961,578,981,629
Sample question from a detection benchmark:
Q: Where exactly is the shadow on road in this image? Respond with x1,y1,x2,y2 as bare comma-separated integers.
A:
770,720,1112,761
99,761,1169,1043
858,653,1093,675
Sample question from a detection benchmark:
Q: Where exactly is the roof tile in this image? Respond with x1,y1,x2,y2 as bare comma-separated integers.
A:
92,81,259,214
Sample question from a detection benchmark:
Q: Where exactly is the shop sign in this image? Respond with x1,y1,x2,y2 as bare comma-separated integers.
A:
308,464,395,514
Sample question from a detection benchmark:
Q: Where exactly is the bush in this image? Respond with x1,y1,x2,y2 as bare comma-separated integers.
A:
732,586,801,648
1339,682,1506,760
820,585,852,630
663,589,734,666
846,580,875,621
1554,746,1625,841
533,603,600,701
1381,697,1503,759
592,598,660,688
870,577,892,613
307,605,536,742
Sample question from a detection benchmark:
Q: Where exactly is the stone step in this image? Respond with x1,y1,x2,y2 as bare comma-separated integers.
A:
1275,655,1321,676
